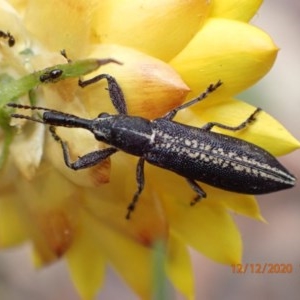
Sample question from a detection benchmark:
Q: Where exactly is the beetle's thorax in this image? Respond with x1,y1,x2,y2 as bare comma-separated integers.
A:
92,113,154,156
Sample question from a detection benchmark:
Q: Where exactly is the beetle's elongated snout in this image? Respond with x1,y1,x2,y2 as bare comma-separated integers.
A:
42,111,92,130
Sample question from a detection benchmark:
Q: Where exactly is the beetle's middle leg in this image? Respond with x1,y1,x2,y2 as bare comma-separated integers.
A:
49,125,118,170
164,81,222,120
126,157,145,219
202,107,262,132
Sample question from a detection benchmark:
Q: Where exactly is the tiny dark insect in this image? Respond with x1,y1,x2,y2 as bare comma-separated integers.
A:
8,74,296,219
39,69,64,83
0,30,15,47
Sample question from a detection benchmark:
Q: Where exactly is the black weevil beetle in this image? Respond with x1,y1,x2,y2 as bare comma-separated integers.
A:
8,73,296,219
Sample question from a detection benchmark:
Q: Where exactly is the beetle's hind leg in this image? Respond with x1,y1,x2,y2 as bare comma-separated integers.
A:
202,107,262,132
186,178,207,205
126,157,145,219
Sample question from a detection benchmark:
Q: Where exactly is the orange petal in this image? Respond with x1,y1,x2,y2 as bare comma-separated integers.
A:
80,44,190,119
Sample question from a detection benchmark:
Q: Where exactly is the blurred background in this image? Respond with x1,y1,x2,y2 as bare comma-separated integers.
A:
0,0,299,299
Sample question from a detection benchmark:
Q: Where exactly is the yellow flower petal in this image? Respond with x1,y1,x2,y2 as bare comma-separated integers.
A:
148,167,241,264
166,233,194,300
24,0,94,58
93,0,211,61
0,191,27,247
170,200,242,264
7,0,28,12
170,18,278,97
76,208,154,299
222,194,265,221
211,0,263,21
66,215,106,300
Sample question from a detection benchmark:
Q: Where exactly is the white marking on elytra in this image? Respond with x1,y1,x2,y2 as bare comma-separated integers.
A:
185,139,191,146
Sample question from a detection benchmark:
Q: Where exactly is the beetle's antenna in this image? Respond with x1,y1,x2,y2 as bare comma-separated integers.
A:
9,113,45,123
7,103,85,124
7,103,62,113
7,103,60,124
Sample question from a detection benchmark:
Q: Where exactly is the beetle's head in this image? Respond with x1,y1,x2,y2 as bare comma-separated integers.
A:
91,112,116,142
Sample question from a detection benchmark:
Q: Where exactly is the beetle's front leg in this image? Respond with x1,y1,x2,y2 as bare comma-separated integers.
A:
49,126,118,170
126,157,145,219
78,72,127,115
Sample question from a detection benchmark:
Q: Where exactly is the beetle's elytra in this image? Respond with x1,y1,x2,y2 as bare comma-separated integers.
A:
8,72,296,219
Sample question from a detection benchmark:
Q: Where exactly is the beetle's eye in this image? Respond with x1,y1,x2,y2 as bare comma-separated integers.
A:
98,112,110,118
